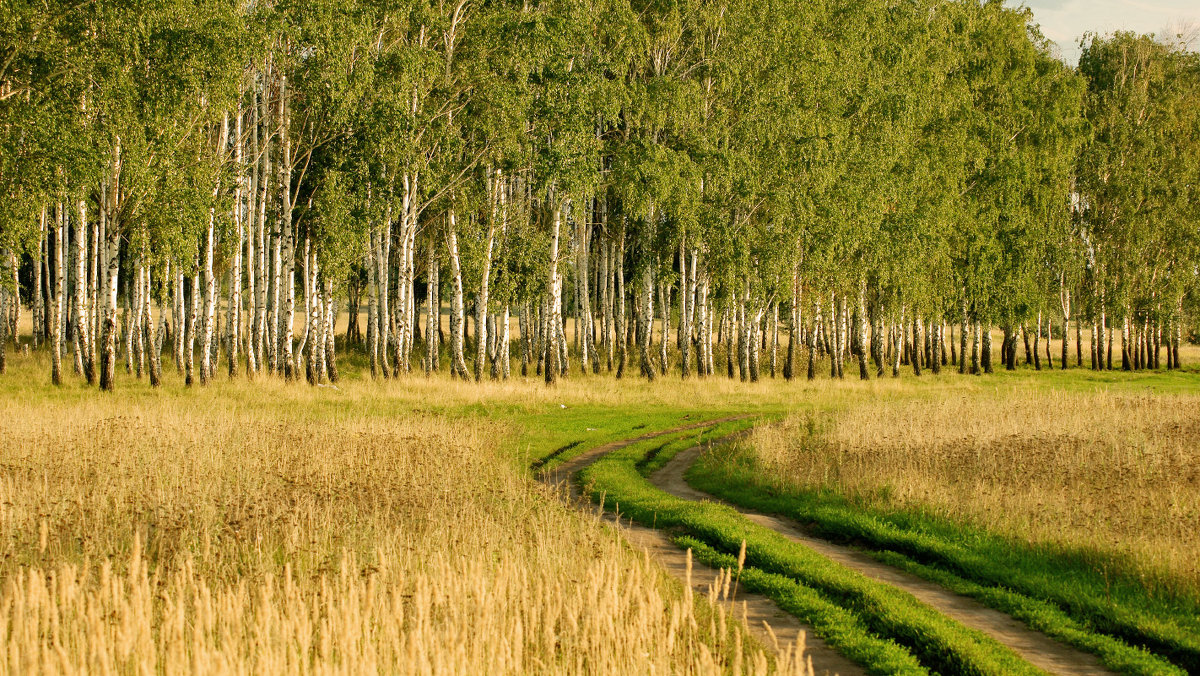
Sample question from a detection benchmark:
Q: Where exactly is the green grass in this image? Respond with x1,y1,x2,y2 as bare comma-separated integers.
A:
7,345,1200,674
677,535,930,676
688,441,1196,674
577,426,1054,676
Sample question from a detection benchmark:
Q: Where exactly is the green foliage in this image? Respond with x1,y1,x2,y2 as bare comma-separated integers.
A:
2,0,1196,357
577,425,1052,675
689,440,1198,674
1077,33,1200,324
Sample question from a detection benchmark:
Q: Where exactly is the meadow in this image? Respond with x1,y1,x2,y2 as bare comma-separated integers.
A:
741,387,1200,594
0,352,813,675
1,340,1198,674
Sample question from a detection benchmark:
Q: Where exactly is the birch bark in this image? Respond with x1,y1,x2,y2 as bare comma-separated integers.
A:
256,87,271,373
51,205,64,385
1172,299,1182,368
425,228,439,374
200,183,217,385
367,228,379,377
228,105,244,378
931,321,942,375
376,216,392,376
74,200,94,383
1121,313,1132,371
970,321,981,375
324,278,338,382
959,297,969,375
783,265,798,380
132,258,144,379
856,280,868,380
826,294,837,379
99,223,120,391
603,237,615,372
446,210,469,378
475,171,499,381
305,244,322,385
678,238,689,377
246,101,259,377
697,267,711,377
639,264,656,381
615,222,627,379
1059,280,1070,369
809,297,820,380
278,78,296,379
545,202,566,384
982,320,993,373
142,263,161,386
657,276,669,376
186,265,200,386
174,270,185,372
1044,314,1054,369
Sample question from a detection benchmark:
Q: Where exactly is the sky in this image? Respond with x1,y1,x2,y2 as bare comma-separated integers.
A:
1008,0,1200,63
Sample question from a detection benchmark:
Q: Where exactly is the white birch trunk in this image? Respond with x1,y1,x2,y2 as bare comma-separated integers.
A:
278,76,296,379
697,267,710,377
229,104,244,378
911,316,922,376
367,226,379,377
32,207,46,349
376,215,392,377
639,264,655,381
679,241,691,378
614,223,627,379
770,301,779,378
296,235,311,375
323,279,338,381
959,296,969,375
51,205,64,385
174,268,185,372
855,280,868,379
142,262,161,386
75,199,94,384
305,244,322,385
132,257,144,379
446,210,469,378
186,265,200,386
99,226,120,391
246,100,259,377
425,227,439,374
474,171,500,380
545,201,566,384
200,205,216,385
257,80,272,373
89,213,101,362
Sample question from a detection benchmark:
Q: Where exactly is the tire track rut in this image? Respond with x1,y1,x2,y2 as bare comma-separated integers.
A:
653,442,1116,676
538,417,862,676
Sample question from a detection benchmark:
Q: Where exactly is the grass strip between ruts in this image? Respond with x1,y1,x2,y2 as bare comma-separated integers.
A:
579,426,1048,676
675,535,928,676
870,550,1185,676
687,443,1195,675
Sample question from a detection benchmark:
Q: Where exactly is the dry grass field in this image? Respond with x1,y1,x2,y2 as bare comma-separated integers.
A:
2,334,1198,674
749,386,1200,595
0,363,810,675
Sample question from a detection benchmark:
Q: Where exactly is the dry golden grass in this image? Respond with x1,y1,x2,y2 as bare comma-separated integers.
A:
751,386,1200,592
0,380,810,675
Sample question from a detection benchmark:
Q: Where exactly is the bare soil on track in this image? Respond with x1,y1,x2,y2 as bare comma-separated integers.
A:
540,419,1118,675
538,418,863,676
654,444,1116,676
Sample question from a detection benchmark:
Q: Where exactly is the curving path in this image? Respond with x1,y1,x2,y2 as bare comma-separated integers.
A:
540,419,1118,676
653,442,1117,676
538,418,865,676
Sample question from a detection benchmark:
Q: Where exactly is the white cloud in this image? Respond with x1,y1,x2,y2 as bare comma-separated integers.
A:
1008,0,1200,62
